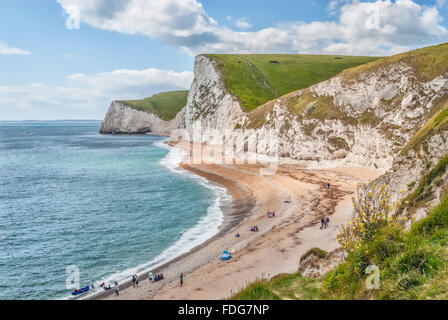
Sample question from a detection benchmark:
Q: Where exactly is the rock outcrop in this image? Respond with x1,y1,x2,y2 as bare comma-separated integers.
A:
100,101,176,135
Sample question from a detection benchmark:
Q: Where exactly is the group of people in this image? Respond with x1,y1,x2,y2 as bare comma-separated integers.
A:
320,217,330,229
266,210,276,218
250,225,259,232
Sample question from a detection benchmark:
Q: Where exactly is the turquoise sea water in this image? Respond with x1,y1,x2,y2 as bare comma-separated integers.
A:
0,121,227,300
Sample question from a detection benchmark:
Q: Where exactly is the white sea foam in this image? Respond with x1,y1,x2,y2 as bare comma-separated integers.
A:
77,138,230,300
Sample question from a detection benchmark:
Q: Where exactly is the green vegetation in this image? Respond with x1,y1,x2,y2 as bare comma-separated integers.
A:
342,42,448,82
206,54,381,111
400,105,448,155
323,193,448,300
232,274,322,300
233,193,448,300
402,154,448,208
121,90,188,121
300,248,327,263
248,43,448,128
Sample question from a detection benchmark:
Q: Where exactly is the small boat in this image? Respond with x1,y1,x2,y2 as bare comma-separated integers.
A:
71,286,90,296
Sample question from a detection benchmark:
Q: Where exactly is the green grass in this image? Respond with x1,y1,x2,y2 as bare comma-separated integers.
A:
231,274,323,300
245,43,448,128
400,105,448,155
206,54,381,111
402,154,448,208
121,90,188,121
342,42,448,82
322,194,448,300
300,248,327,263
232,193,448,300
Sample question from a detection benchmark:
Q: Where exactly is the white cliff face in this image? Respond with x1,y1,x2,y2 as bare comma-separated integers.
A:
100,101,175,134
377,129,448,204
243,62,448,169
101,55,447,178
182,55,247,141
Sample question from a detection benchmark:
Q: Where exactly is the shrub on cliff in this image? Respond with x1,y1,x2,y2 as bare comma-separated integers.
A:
337,183,407,251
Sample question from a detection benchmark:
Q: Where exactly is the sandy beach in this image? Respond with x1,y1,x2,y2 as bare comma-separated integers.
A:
101,141,382,300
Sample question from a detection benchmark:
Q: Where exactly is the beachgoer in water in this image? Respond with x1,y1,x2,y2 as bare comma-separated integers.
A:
320,218,325,229
180,273,184,287
114,281,119,296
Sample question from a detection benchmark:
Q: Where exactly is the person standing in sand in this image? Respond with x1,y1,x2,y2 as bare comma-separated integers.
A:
180,273,184,288
114,281,119,296
320,217,325,229
325,217,330,229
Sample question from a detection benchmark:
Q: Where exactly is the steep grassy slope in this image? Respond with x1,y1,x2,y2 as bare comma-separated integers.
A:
233,192,448,300
342,42,448,82
206,54,381,111
400,104,448,155
244,43,448,140
121,90,188,121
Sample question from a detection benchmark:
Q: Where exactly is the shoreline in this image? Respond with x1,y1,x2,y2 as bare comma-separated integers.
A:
100,140,383,300
89,139,254,300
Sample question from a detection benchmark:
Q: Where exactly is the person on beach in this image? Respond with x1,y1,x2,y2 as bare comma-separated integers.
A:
325,217,330,229
135,275,139,287
180,273,184,288
328,183,331,190
148,271,153,281
132,275,136,288
114,281,119,296
320,218,325,229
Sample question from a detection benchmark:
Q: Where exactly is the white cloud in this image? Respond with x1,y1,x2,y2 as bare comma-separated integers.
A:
57,0,448,56
0,41,31,55
234,18,252,30
436,0,447,8
68,68,193,95
0,67,193,120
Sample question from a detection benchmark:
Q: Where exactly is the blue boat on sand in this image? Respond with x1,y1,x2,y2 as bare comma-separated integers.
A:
72,286,90,296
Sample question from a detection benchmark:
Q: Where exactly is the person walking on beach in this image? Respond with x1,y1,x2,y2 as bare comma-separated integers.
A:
180,273,184,288
114,281,119,296
132,275,136,288
325,217,330,229
328,183,331,190
135,275,139,287
320,217,325,229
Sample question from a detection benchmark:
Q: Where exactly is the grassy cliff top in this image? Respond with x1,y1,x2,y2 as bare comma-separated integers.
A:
205,54,381,112
342,42,448,82
121,90,188,121
246,43,448,130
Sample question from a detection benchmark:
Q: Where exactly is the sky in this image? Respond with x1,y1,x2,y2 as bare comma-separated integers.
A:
0,0,448,120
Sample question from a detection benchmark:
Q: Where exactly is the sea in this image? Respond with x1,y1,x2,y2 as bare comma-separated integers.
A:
0,121,228,299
